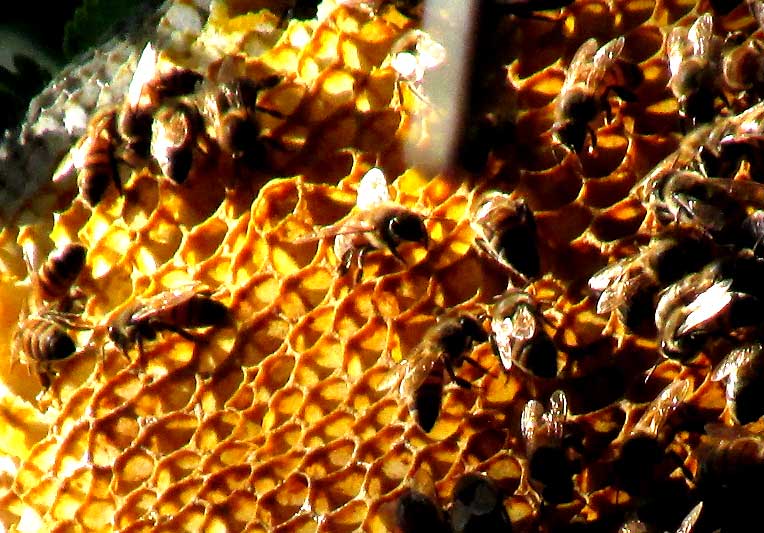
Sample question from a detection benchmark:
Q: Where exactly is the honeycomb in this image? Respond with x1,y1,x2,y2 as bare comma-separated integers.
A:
0,0,761,531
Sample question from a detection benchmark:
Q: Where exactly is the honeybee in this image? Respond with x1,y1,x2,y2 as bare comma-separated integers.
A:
712,342,764,424
552,36,633,153
107,286,229,363
655,253,764,361
448,472,512,533
697,424,764,531
399,313,488,432
119,43,203,159
695,100,764,180
667,13,724,128
614,379,692,498
618,502,702,533
395,488,450,533
490,288,559,378
13,311,85,389
150,99,204,184
25,242,87,307
204,73,283,164
470,192,540,284
522,390,575,503
389,30,446,109
74,109,123,207
654,268,733,361
299,168,428,282
588,231,715,333
641,170,764,244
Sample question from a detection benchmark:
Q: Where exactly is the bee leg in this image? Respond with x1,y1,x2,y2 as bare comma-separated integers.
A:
444,361,472,389
463,355,490,375
337,249,355,278
137,337,147,369
355,246,371,284
161,324,203,343
255,105,285,119
587,125,598,152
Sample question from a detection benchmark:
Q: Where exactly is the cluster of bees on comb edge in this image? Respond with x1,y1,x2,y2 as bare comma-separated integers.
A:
14,0,764,531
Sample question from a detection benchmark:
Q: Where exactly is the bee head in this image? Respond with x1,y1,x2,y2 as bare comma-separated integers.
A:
46,329,77,361
458,315,488,345
386,211,429,249
219,111,260,159
107,323,130,352
552,120,588,153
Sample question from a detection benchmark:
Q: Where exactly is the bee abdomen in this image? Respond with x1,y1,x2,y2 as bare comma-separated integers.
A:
39,244,87,302
413,376,443,432
79,144,118,206
24,321,77,363
183,295,229,327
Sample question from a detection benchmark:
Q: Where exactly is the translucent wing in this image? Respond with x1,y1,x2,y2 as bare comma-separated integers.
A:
129,285,206,322
750,0,764,33
676,502,703,533
587,36,624,88
589,257,631,293
127,43,157,108
711,343,762,382
667,26,690,78
547,389,568,440
521,399,545,445
416,33,446,71
356,167,390,210
633,378,691,436
688,13,714,59
561,38,599,94
677,279,733,336
509,304,537,340
392,51,419,80
593,264,650,315
400,349,440,397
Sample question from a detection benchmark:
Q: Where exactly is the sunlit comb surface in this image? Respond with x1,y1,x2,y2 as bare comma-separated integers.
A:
1,0,761,531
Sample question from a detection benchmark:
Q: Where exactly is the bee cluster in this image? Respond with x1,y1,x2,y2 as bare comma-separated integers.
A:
9,0,764,532
61,42,288,208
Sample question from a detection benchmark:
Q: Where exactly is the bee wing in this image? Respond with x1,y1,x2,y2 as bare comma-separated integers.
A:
392,51,419,80
723,178,764,207
293,217,377,244
509,304,537,340
562,38,599,94
675,502,703,533
619,520,648,533
677,279,733,337
587,36,624,88
521,399,545,445
490,319,515,371
711,343,762,382
750,0,764,32
667,25,690,78
415,33,446,71
589,257,630,293
688,13,714,59
634,378,691,436
356,168,390,210
129,285,206,323
546,389,568,440
703,421,751,439
399,349,440,397
127,43,157,109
